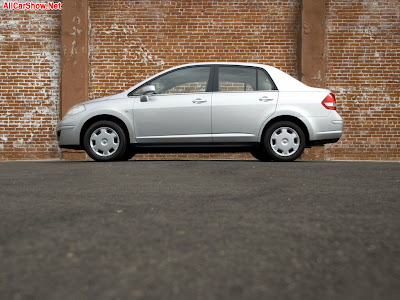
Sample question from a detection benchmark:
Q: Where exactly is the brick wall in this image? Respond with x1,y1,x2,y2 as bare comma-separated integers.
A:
324,0,400,161
0,3,61,160
1,0,399,161
89,0,299,160
89,0,299,99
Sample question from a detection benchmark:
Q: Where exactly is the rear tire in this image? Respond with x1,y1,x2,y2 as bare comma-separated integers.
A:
83,120,127,162
263,121,305,162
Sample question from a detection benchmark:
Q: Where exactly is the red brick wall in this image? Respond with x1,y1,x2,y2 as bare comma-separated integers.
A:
1,0,399,161
89,0,299,160
89,0,300,99
324,0,400,161
0,6,61,160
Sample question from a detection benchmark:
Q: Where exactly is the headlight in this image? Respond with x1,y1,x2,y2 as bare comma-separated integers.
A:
65,104,86,117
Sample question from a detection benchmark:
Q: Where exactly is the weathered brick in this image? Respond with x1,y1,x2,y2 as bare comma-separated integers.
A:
323,0,400,161
1,0,399,161
0,4,61,161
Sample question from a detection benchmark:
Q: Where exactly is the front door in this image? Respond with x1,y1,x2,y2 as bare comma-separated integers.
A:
133,66,212,143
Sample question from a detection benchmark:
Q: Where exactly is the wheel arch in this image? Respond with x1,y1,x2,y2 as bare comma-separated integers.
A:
259,115,311,146
80,114,132,146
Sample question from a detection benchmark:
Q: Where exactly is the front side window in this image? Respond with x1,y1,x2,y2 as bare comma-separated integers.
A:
133,66,211,95
218,66,276,92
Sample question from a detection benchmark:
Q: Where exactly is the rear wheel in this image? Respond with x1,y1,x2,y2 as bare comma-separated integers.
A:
263,121,305,162
83,120,127,162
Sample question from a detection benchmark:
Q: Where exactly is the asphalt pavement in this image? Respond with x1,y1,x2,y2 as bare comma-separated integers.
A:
0,160,399,300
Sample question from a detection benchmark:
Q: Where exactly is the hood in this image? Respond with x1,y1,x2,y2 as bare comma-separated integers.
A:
86,95,111,104
84,91,127,105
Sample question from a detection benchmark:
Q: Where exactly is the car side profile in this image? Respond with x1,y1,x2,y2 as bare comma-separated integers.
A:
56,62,343,162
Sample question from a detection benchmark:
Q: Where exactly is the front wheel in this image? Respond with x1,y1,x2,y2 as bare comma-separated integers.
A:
263,121,306,162
83,120,127,162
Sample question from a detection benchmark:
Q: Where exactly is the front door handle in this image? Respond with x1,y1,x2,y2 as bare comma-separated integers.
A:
259,96,274,102
192,98,207,104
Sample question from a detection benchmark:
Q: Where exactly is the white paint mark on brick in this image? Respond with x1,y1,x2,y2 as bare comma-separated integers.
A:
71,26,82,37
10,33,20,40
13,138,25,149
71,40,77,56
72,16,81,25
8,20,19,27
136,45,165,66
156,59,165,67
0,135,8,142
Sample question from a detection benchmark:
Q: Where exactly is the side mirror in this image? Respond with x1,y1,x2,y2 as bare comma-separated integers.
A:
139,85,155,102
141,85,155,95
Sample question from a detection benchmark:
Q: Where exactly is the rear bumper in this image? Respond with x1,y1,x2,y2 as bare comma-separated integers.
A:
313,130,343,141
308,111,343,141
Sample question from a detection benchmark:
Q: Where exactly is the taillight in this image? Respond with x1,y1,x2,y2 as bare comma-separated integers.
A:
322,93,337,110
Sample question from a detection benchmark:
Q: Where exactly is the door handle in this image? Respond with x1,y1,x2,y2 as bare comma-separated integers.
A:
192,98,207,104
259,96,274,102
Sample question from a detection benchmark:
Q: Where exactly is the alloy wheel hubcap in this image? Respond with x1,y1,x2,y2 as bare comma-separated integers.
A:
270,127,300,157
90,127,120,157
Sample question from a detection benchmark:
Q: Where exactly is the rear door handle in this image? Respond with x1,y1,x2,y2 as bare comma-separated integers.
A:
192,98,207,104
259,96,274,102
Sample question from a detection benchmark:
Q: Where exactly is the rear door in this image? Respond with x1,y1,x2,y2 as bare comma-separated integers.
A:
211,66,278,142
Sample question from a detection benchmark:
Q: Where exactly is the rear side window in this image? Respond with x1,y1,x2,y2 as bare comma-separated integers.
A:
218,67,256,92
257,69,275,91
217,66,276,92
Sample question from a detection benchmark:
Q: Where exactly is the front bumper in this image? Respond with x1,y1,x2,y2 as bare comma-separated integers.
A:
56,121,81,148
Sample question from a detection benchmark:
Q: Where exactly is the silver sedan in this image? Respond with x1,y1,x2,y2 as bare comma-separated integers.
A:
56,62,343,162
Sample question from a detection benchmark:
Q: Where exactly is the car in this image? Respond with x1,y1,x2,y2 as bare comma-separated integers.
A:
56,62,343,162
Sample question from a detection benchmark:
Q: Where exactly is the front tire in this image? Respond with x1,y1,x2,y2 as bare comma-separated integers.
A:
263,121,305,162
83,120,127,162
